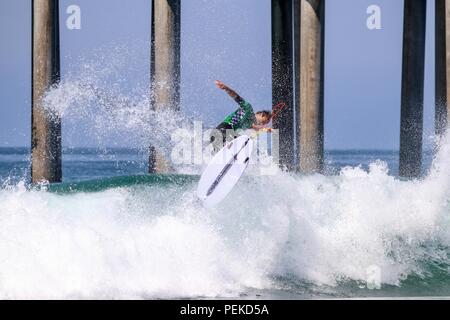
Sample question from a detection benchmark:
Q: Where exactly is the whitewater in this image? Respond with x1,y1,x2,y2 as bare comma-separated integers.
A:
0,131,448,298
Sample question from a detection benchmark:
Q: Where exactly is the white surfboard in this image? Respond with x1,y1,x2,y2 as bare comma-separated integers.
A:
197,135,253,208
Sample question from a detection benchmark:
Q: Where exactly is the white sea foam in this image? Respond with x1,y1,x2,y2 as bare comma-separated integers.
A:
0,133,448,299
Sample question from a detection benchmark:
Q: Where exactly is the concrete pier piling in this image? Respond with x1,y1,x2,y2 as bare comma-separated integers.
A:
31,0,62,183
149,0,181,173
399,0,426,178
272,0,324,173
436,0,450,137
272,0,295,171
294,0,325,174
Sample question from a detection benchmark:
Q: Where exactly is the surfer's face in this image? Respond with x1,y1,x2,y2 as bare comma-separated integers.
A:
255,113,271,125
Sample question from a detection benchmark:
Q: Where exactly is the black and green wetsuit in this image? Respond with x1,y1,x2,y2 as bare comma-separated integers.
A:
222,96,256,130
211,97,255,147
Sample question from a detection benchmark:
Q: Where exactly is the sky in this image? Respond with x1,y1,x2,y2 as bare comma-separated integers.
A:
0,0,437,150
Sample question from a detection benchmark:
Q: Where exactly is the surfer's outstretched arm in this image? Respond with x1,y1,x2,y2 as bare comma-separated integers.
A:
215,80,243,103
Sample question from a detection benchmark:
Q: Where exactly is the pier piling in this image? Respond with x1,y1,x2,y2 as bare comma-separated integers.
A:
399,0,426,178
294,0,325,174
31,0,62,183
149,0,181,173
272,0,295,171
272,0,324,173
436,0,450,137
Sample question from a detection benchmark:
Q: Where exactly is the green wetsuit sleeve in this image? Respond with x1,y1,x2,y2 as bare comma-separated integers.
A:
222,98,255,129
240,100,254,115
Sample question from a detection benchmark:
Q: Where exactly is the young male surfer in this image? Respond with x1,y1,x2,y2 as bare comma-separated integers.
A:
211,80,272,147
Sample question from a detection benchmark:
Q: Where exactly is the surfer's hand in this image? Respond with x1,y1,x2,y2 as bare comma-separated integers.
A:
252,124,268,131
216,81,241,101
215,80,227,90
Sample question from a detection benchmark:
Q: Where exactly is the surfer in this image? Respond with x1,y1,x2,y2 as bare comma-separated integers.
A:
210,80,272,148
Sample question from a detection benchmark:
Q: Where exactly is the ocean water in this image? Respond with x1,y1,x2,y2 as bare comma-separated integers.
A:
0,141,448,299
0,147,434,184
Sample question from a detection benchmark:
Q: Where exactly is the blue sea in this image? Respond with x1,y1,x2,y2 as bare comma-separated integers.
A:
0,145,448,299
0,147,434,184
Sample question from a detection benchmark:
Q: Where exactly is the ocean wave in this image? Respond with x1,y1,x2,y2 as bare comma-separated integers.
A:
0,133,448,298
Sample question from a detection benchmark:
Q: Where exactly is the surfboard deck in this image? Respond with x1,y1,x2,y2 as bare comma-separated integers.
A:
197,135,253,208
